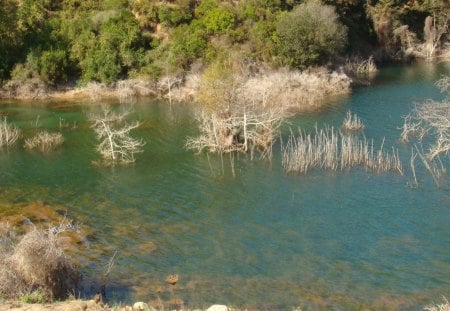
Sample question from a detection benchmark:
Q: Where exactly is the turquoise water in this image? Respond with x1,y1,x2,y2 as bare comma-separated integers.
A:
1,63,449,310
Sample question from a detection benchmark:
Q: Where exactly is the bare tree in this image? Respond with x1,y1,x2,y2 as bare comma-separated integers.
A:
423,13,449,60
401,76,450,160
158,75,183,106
89,106,145,165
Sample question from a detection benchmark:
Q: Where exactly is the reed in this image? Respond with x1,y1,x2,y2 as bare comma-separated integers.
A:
342,111,365,132
0,116,21,148
282,127,403,175
24,131,64,153
344,56,378,75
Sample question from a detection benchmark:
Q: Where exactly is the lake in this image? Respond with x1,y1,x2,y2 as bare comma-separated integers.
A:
1,62,449,310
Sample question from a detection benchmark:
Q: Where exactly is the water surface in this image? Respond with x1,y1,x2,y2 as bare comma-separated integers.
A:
1,62,449,310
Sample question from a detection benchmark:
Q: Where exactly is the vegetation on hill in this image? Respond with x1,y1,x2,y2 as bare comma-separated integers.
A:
0,0,448,91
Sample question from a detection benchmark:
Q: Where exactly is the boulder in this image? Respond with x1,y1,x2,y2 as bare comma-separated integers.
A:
133,301,156,311
206,305,228,311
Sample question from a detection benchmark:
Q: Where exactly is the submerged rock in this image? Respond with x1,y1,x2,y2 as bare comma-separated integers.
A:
206,305,228,311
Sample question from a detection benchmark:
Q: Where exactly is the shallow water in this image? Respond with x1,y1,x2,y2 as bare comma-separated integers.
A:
1,62,450,310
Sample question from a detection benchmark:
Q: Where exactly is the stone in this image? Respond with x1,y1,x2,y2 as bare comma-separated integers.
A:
206,305,228,311
133,301,156,311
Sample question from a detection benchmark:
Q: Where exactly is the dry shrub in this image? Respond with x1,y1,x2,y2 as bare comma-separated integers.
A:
342,111,365,132
186,107,284,159
84,79,157,102
0,116,21,148
344,56,378,75
0,226,79,301
186,63,350,158
425,297,450,311
239,69,351,111
401,76,450,160
24,131,64,153
4,77,48,99
170,73,201,102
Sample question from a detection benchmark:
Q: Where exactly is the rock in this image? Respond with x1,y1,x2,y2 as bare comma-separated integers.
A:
206,305,228,311
133,301,156,311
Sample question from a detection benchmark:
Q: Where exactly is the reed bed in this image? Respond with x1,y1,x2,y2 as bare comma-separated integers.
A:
24,131,64,153
0,117,21,148
344,56,378,75
282,127,403,175
342,111,365,132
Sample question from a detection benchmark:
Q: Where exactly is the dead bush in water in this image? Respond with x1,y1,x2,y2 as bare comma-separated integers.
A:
0,225,80,301
0,116,21,148
282,127,403,175
344,56,378,75
24,131,64,153
342,111,365,132
89,105,145,165
186,107,284,159
186,57,286,159
400,76,450,160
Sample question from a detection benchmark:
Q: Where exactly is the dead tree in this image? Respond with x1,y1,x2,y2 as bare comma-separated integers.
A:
89,106,145,165
423,13,449,60
158,75,183,105
401,76,450,159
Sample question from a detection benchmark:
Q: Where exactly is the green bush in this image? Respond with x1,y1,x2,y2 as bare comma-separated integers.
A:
38,49,69,85
275,0,347,67
67,10,146,83
169,23,207,68
158,4,193,27
202,7,235,35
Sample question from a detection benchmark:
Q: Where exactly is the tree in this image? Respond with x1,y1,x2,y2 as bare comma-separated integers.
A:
89,106,145,164
275,0,347,67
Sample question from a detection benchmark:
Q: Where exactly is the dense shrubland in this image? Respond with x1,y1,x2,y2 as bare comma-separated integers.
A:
0,0,448,94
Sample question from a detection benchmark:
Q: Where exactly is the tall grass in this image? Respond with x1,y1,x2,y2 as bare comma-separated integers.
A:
282,127,403,175
0,116,21,148
344,56,378,75
24,131,64,153
342,111,365,132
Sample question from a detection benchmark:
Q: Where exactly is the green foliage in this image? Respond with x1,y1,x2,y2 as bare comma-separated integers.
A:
21,290,46,304
38,49,69,85
0,0,22,81
130,0,159,29
169,22,208,68
0,0,448,87
67,9,146,83
158,0,194,27
202,7,235,35
194,0,219,17
16,0,47,32
276,0,348,67
249,19,278,63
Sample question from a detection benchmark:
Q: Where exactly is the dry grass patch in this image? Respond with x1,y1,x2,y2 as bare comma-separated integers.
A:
342,111,365,132
0,225,80,301
24,131,64,153
0,117,21,148
344,56,378,75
